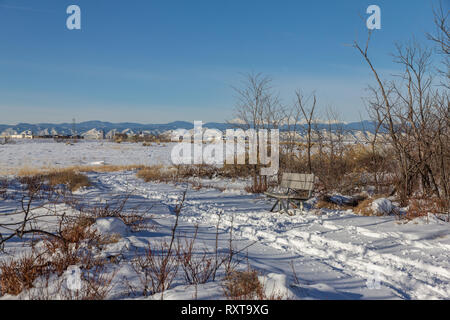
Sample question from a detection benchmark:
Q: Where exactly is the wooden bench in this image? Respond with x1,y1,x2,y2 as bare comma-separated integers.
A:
264,173,315,215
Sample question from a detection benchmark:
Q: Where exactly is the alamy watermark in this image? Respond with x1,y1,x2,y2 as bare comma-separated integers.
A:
65,4,380,31
65,265,82,291
366,267,382,290
366,5,381,30
66,5,81,30
170,121,279,176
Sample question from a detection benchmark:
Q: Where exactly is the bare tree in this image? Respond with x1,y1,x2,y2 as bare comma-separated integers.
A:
295,91,317,174
232,73,282,131
232,73,283,191
354,27,449,212
427,1,449,89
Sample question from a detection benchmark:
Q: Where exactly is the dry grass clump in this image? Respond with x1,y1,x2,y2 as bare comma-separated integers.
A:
315,200,344,210
406,198,447,220
353,198,375,216
0,246,107,297
353,195,392,216
17,168,90,192
136,165,177,183
45,170,90,192
0,252,48,296
76,164,145,173
222,269,285,300
58,216,98,246
223,270,264,300
0,251,113,299
16,164,146,177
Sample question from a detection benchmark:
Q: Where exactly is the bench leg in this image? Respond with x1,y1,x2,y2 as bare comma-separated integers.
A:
286,199,296,216
269,198,300,215
280,199,290,215
270,199,279,212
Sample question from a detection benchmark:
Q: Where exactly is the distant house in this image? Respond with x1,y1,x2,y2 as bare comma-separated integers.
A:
121,128,135,137
138,131,152,138
82,129,105,140
105,129,117,140
9,130,34,139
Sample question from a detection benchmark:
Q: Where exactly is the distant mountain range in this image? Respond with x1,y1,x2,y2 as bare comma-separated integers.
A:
0,120,381,138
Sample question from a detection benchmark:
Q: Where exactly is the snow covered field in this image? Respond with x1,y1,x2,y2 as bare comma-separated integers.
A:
0,141,449,300
0,139,173,175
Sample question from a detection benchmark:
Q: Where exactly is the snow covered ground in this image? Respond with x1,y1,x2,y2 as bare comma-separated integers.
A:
0,139,173,175
0,141,449,300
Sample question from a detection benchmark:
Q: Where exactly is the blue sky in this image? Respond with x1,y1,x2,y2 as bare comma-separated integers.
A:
0,0,443,124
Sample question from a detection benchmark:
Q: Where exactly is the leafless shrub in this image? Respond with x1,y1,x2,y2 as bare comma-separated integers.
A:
131,240,180,297
353,15,449,213
24,262,115,300
0,178,8,200
407,198,448,220
61,264,115,300
131,192,185,298
0,251,48,296
0,178,66,250
120,213,156,233
0,236,111,298
80,194,155,232
178,224,227,285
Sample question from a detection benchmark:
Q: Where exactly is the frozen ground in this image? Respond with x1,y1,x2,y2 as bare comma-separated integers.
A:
0,141,449,300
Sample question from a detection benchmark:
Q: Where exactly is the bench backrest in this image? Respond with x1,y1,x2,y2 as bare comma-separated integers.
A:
280,173,315,191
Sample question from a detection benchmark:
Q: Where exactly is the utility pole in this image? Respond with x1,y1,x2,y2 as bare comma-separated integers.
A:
72,118,77,142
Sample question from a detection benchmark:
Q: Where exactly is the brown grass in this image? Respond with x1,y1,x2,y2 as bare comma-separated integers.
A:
45,171,90,192
0,215,112,297
15,165,152,192
315,200,344,210
406,198,447,220
0,178,8,199
354,198,374,216
222,269,285,300
353,195,391,216
17,164,146,175
136,165,177,183
0,252,48,296
16,168,91,192
280,143,393,195
223,270,264,300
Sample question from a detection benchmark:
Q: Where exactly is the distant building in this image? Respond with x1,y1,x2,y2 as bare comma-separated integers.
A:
106,129,117,140
121,128,135,137
82,129,105,140
9,130,34,139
